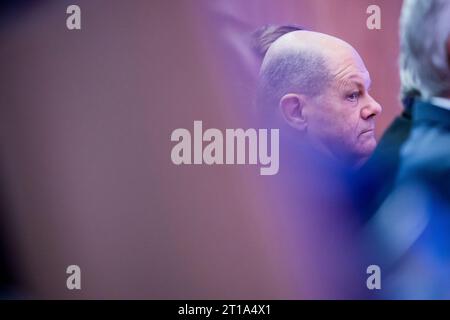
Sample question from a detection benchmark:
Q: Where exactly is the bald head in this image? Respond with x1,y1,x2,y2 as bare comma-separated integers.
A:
258,31,366,109
263,30,358,67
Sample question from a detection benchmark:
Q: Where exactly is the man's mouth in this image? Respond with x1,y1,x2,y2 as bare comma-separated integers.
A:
360,128,374,136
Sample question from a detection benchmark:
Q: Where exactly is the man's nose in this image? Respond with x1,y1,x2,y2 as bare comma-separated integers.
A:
361,94,382,120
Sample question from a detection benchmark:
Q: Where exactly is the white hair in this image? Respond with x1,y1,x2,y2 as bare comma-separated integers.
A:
400,0,450,99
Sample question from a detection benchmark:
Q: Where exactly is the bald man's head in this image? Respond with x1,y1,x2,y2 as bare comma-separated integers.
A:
256,30,382,167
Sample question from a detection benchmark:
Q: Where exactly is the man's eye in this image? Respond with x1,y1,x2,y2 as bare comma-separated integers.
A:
347,92,360,102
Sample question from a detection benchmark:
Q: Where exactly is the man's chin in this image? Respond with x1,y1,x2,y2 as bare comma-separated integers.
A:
353,140,377,165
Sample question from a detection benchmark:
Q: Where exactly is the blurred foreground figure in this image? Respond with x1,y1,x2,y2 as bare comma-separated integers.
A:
0,0,37,300
367,0,450,299
0,201,16,298
257,30,382,168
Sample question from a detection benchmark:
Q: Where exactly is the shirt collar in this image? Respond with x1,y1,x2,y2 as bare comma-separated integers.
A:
430,96,450,111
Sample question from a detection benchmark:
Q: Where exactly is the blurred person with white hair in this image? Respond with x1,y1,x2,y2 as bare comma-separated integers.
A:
366,0,450,299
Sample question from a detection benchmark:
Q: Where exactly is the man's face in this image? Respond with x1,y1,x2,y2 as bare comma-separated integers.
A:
303,49,382,166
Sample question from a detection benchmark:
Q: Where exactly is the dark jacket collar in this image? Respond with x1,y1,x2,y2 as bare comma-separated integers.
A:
413,98,450,126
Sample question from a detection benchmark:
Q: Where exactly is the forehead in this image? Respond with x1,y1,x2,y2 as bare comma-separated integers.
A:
339,72,372,90
327,47,371,87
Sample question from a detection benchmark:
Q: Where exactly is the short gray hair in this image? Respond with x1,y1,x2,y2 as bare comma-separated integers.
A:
400,0,450,99
256,48,332,111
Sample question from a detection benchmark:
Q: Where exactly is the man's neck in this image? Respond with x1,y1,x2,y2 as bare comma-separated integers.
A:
307,138,361,169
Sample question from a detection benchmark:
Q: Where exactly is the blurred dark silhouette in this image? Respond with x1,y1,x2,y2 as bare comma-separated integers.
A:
0,0,40,299
0,0,39,26
0,191,17,298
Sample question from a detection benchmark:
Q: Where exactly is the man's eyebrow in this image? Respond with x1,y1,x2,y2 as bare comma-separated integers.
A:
339,77,371,90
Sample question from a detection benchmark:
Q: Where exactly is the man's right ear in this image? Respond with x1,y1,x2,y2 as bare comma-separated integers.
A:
279,93,307,132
